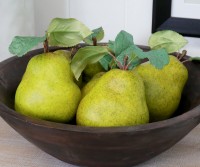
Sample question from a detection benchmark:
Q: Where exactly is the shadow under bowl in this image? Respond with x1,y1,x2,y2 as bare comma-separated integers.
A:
0,46,200,167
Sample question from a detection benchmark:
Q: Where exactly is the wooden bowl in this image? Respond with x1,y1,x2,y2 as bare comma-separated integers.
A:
0,46,200,167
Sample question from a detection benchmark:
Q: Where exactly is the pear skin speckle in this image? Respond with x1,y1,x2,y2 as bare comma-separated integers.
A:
77,69,149,127
135,55,188,122
81,72,105,98
15,52,81,123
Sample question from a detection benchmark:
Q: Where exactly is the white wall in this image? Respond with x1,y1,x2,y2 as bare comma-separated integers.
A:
68,0,153,45
0,0,35,61
34,0,200,57
1,0,200,61
34,0,153,45
34,0,70,37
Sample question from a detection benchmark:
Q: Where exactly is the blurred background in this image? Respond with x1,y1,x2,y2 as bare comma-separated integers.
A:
0,0,200,61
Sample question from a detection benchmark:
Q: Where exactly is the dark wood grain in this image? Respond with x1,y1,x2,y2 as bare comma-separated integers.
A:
0,47,200,167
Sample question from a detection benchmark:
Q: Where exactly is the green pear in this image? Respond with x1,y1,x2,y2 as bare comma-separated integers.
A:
77,69,149,127
53,50,71,61
83,62,105,82
81,72,105,98
52,49,85,89
15,51,81,123
54,50,83,88
134,55,188,122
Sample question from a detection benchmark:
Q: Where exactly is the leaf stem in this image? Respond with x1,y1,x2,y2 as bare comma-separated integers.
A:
108,52,124,69
43,39,49,53
123,55,129,70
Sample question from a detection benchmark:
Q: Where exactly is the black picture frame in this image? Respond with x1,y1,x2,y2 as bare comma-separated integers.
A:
152,0,200,38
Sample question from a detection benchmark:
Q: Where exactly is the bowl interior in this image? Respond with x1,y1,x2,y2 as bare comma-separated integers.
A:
0,46,200,123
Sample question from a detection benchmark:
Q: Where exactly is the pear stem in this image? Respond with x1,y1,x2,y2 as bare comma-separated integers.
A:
178,50,187,61
176,51,181,59
43,39,49,53
92,37,97,46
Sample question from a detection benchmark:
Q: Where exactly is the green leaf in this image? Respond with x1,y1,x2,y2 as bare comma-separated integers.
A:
116,47,141,70
116,46,134,61
109,59,118,69
105,30,169,70
47,18,92,47
113,30,134,56
9,36,46,57
71,46,109,80
106,31,140,69
116,44,169,69
127,55,141,70
107,40,115,52
144,49,169,69
99,54,112,70
148,30,188,53
84,27,104,45
132,45,169,69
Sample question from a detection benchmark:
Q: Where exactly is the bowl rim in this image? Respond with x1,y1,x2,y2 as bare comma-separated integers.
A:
1,101,200,134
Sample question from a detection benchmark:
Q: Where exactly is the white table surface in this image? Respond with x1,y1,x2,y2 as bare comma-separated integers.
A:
1,117,200,167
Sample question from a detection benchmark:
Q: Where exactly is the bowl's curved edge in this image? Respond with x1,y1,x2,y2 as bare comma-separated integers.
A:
0,100,200,134
1,101,200,167
0,46,200,167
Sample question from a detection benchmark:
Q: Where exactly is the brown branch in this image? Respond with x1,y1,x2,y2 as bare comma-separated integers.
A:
182,59,191,64
43,39,49,53
179,50,187,61
108,52,124,70
123,55,129,70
